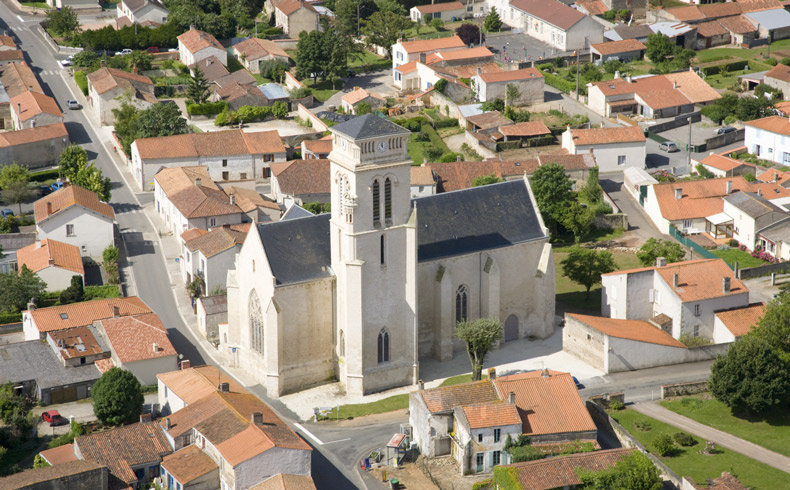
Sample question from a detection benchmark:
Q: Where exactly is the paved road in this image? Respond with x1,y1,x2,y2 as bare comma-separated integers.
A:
634,402,790,474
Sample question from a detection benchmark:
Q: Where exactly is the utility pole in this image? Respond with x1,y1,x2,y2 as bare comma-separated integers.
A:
575,49,580,101
687,116,693,172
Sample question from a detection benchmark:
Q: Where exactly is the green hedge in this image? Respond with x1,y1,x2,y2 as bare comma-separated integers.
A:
392,116,428,132
421,123,450,154
434,118,459,128
0,312,22,324
542,71,577,94
187,101,228,116
700,59,749,76
31,168,59,183
74,71,88,96
84,285,121,300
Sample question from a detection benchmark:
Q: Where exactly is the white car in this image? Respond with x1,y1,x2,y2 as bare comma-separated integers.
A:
114,49,133,56
60,55,73,67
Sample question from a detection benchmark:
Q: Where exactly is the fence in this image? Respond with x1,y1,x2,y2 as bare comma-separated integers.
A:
704,129,746,152
738,260,790,279
668,225,734,269
646,112,701,134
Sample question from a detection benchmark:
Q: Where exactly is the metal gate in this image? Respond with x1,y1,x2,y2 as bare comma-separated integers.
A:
504,315,519,342
50,386,77,404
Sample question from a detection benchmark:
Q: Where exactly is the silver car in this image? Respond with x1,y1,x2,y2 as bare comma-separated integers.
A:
659,141,679,152
67,100,81,110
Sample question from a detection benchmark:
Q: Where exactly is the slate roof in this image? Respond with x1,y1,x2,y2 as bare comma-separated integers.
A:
0,340,101,390
723,191,787,218
715,303,765,337
157,364,243,405
161,444,218,484
499,448,635,490
331,114,410,140
0,122,68,148
258,214,332,285
281,203,314,220
17,239,84,275
413,179,546,262
34,184,115,224
569,313,687,348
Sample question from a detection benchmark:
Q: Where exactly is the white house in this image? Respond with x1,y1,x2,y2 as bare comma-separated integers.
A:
86,67,156,126
116,0,169,25
180,224,247,294
232,38,290,73
694,153,757,178
561,126,646,172
178,27,227,67
472,67,544,106
722,191,789,250
34,185,115,258
131,130,286,191
745,115,790,164
10,91,63,130
157,363,242,416
16,239,84,292
712,303,765,344
410,166,436,198
410,1,466,22
391,35,465,71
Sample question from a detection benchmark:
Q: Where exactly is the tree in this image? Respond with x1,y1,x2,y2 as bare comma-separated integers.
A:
271,101,289,119
530,163,574,233
356,101,372,115
751,294,790,361
59,275,85,305
708,335,790,415
576,451,662,490
33,454,50,469
456,23,483,46
72,163,112,201
46,6,79,36
303,201,330,214
112,101,140,156
480,98,504,112
561,247,616,299
505,83,520,107
456,318,504,381
0,265,47,313
580,167,602,204
58,144,89,179
652,434,676,456
187,66,210,104
636,238,685,267
135,102,188,139
0,164,30,191
2,181,35,215
333,0,364,61
92,367,144,426
562,202,595,244
472,173,502,186
296,30,326,86
645,33,674,63
430,18,444,30
103,245,120,285
71,50,99,69
126,51,152,72
259,60,288,81
484,7,502,32
361,10,412,59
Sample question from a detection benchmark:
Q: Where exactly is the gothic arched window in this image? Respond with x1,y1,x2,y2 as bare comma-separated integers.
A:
249,289,264,355
456,285,468,324
377,328,390,364
372,179,380,225
384,178,392,222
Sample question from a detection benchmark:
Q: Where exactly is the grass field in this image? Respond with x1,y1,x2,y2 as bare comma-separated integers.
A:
711,248,766,269
348,51,390,73
661,396,790,457
554,249,640,311
323,393,409,420
609,408,790,489
299,79,344,102
21,1,49,7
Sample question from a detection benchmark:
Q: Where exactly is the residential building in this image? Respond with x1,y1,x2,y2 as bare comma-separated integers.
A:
499,120,552,142
47,325,110,368
696,19,731,49
604,24,653,42
745,115,790,163
86,67,156,125
601,258,751,339
1,61,41,99
763,63,790,98
712,302,765,343
0,461,107,490
34,184,115,258
10,90,62,130
717,14,759,45
157,363,243,415
341,87,386,114
196,294,228,342
46,0,98,10
694,153,757,178
190,55,230,83
0,34,16,50
154,166,246,236
758,166,790,186
395,47,499,90
561,125,646,172
722,191,789,249
758,218,790,260
270,159,331,204
38,444,78,466
180,224,247,294
590,39,646,62
223,115,555,398
0,122,69,169
410,370,597,473
233,38,291,73
391,36,466,71
302,136,331,159
132,130,286,190
252,474,317,490
410,2,466,22
410,166,436,197
17,239,84,292
116,0,169,25
0,49,23,67
0,232,35,274
178,27,227,67
472,67,544,105
223,187,281,222
160,444,219,490
465,111,513,132
270,0,331,36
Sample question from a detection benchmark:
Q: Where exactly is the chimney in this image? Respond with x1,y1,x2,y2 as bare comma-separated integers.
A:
726,180,733,194
673,273,678,288
48,257,55,266
139,413,152,423
152,342,159,353
418,379,424,390
675,188,682,200
673,80,678,89
180,359,191,370
46,202,52,215
195,178,202,187
419,53,426,64
218,382,230,392
541,368,549,379
27,301,35,311
508,392,516,404
488,367,496,380
252,412,263,425
456,155,461,162
190,24,196,30
165,417,171,430
626,75,632,83
58,338,65,348
100,59,106,67
656,257,667,267
723,277,731,293
614,70,620,79
477,67,482,76
112,305,120,317
758,188,762,197
229,192,235,206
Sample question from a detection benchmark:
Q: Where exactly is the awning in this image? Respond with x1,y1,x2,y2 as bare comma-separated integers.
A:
706,212,733,225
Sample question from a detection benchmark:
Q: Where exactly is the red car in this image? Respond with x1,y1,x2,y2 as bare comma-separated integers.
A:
42,410,65,426
146,46,159,53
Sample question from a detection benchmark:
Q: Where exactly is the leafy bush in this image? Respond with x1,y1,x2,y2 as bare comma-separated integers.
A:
593,202,613,215
434,118,459,128
700,59,749,76
84,285,121,300
393,117,428,132
434,78,448,93
439,152,461,162
673,432,697,447
259,60,288,80
74,71,88,96
0,312,22,324
766,58,778,66
543,72,578,94
652,434,676,456
289,86,313,99
424,147,443,161
695,164,714,179
609,399,624,411
728,239,739,247
633,421,652,431
187,101,228,116
537,63,553,72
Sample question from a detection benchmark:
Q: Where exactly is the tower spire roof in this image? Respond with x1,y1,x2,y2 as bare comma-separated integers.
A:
330,114,410,140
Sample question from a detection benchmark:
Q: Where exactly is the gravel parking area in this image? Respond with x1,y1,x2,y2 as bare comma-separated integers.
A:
485,32,575,63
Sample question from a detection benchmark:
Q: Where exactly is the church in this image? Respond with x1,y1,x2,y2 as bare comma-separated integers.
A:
223,115,556,397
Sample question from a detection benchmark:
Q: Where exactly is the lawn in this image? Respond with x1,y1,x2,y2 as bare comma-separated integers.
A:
661,396,790,457
348,51,390,73
439,373,488,387
322,393,409,420
226,56,245,73
300,79,344,102
554,249,640,311
21,1,49,7
710,248,766,269
609,408,790,489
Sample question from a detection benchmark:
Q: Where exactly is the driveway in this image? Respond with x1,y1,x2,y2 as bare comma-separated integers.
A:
600,174,668,246
32,393,159,437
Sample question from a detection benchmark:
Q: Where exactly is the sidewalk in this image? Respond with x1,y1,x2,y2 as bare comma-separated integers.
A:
633,402,790,474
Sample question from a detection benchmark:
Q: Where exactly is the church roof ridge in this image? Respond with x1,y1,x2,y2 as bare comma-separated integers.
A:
330,114,410,140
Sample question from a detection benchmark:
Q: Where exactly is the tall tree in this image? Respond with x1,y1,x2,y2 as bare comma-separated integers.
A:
332,0,363,61
580,166,602,204
456,23,483,46
112,101,140,156
91,367,144,426
751,293,790,362
561,247,616,299
135,102,189,139
456,318,504,381
59,275,85,305
530,162,573,233
58,144,89,179
126,51,153,72
295,30,325,86
562,201,595,244
636,238,685,267
505,83,520,107
2,181,35,215
361,10,412,59
72,164,112,201
483,7,502,32
0,164,30,191
46,6,79,36
645,33,673,63
187,66,210,104
0,265,47,313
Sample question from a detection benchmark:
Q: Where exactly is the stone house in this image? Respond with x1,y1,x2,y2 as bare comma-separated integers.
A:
196,294,228,342
178,27,227,67
180,224,248,294
590,39,646,63
301,137,331,159
16,239,84,292
270,158,331,204
157,363,243,416
116,0,169,25
10,90,62,130
86,67,156,126
341,87,386,114
764,64,790,99
0,122,69,169
270,0,326,36
233,38,290,73
561,125,646,172
471,67,544,106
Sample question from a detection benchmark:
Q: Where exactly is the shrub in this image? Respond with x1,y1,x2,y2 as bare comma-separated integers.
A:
673,432,697,447
728,239,739,247
537,63,553,72
723,115,737,125
434,118,459,128
695,164,714,179
653,434,676,456
700,59,749,76
74,71,88,95
609,399,624,411
633,421,652,431
289,86,312,99
424,147,443,161
434,78,448,93
439,152,461,162
543,72,577,94
766,58,778,66
187,101,228,116
593,202,613,215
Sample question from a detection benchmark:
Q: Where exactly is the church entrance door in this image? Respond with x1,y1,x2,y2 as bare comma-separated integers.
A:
504,315,519,342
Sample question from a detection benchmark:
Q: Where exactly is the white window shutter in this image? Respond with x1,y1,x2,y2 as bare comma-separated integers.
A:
648,289,654,302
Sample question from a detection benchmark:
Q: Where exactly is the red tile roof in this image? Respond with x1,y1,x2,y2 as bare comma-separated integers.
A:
0,122,68,147
499,121,551,137
302,138,332,156
96,313,177,364
569,125,645,145
28,297,152,333
410,166,435,186
509,0,585,30
48,326,106,360
500,448,635,490
461,401,522,429
696,20,729,37
418,380,499,413
745,114,790,135
717,14,758,34
38,444,77,466
398,36,465,54
184,226,246,257
135,130,284,159
576,0,608,15
11,91,62,121
699,1,744,18
34,184,115,223
17,239,84,275
700,154,754,172
234,37,289,61
271,159,330,196
715,303,765,337
160,445,218,484
569,313,687,348
414,1,464,13
0,460,106,489
157,365,244,405
155,166,242,219
178,28,223,54
478,67,543,83
591,39,646,56
250,474,317,490
427,159,537,192
342,87,385,105
666,5,704,21
87,67,153,95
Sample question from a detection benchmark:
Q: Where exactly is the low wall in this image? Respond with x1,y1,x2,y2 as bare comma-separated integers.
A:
648,112,701,134
111,132,131,166
588,392,625,409
662,380,709,399
738,260,790,279
0,322,22,335
35,24,84,55
9,0,49,15
594,213,628,231
704,128,745,152
273,38,299,50
284,71,304,91
602,189,620,213
428,91,462,120
297,104,329,132
464,131,496,159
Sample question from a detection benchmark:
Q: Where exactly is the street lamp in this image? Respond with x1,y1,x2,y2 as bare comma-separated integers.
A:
687,116,693,173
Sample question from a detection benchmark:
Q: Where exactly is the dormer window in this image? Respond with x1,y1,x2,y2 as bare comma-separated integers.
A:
60,313,68,320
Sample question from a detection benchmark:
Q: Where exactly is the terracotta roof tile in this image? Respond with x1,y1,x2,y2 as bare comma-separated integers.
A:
34,184,115,223
302,138,332,155
184,226,246,257
746,114,790,137
700,154,754,172
766,63,790,83
569,125,645,145
591,39,645,56
664,71,722,104
717,14,758,34
427,159,537,191
395,61,418,74
181,228,209,242
38,444,77,466
493,371,597,436
410,166,435,186
509,0,585,30
250,474,317,490
28,297,151,333
95,357,115,373
1,62,41,98
696,20,729,37
415,1,464,13
569,313,687,348
0,34,16,48
398,35,465,54
271,159,330,195
87,67,153,95
699,2,744,18
11,91,62,121
500,121,551,137
419,380,499,413
737,0,783,12
155,166,242,218
461,401,522,429
241,130,286,154
500,448,635,490
757,167,790,184
0,460,105,489
479,67,543,83
234,38,289,61
157,365,244,405
17,239,84,275
48,326,106,360
537,152,596,170
591,75,704,109
0,122,68,147
96,312,177,363
190,56,230,82
466,111,513,129
178,28,223,54
0,50,23,61
161,445,217,484
666,5,704,21
342,87,385,105
715,303,765,337
576,0,608,16
135,130,283,159
274,0,320,15
431,46,494,62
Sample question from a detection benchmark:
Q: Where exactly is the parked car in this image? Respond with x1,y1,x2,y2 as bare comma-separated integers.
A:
67,99,81,110
114,49,133,56
42,410,66,426
146,46,159,53
1,209,13,218
168,48,178,52
38,185,52,196
51,181,65,191
572,376,584,389
59,55,73,67
659,141,679,152
716,126,736,135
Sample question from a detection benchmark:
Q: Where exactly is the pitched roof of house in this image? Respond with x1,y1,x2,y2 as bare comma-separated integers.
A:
161,444,218,484
96,312,176,364
717,14,758,33
274,0,320,15
184,226,246,257
414,1,464,13
250,474,317,490
569,313,687,347
234,37,289,61
745,114,790,135
398,35,466,54
34,184,115,223
135,130,284,159
27,297,152,333
256,214,332,285
17,239,84,275
0,50,23,62
331,113,411,140
767,63,790,83
493,371,597,435
499,120,551,137
664,71,722,104
697,19,729,37
191,55,230,82
478,67,543,83
76,422,171,487
178,28,223,54
723,190,787,218
154,166,242,218
48,325,107,361
700,1,744,17
700,153,753,172
666,5,704,21
271,159,330,196
427,46,494,63
427,159,536,192
1,61,41,98
0,460,106,489
460,401,522,429
157,365,244,405
466,111,513,130
538,152,597,170
302,137,332,155
576,0,608,16
410,166,435,186
0,122,68,148
38,443,77,466
342,87,386,105
11,90,62,121
715,303,765,337
0,34,16,48
509,0,585,29
757,166,790,184
590,39,646,56
123,0,167,13
591,74,713,109
419,380,499,413
499,448,635,490
568,125,645,145
86,67,153,95
199,294,228,315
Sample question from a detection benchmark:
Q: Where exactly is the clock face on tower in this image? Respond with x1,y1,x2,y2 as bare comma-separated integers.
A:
377,141,388,153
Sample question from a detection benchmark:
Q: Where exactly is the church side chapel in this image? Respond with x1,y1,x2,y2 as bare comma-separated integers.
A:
224,115,556,397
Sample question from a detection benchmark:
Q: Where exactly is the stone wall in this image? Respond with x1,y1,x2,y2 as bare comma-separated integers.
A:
296,104,329,132
661,380,709,399
594,213,628,231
